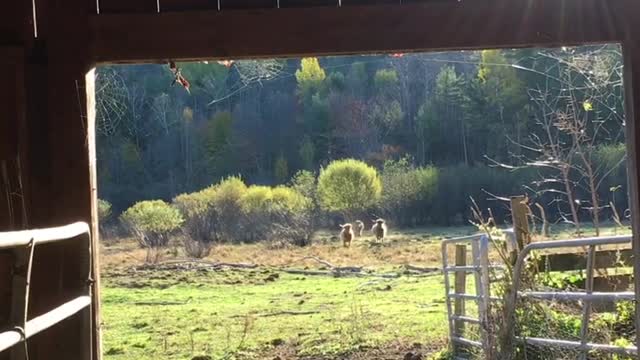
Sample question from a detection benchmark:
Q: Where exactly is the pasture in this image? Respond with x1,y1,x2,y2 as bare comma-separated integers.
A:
99,224,628,360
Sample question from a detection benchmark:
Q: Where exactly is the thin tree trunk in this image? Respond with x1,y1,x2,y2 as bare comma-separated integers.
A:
562,168,581,235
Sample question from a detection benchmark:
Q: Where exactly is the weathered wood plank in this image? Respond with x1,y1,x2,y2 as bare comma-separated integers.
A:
98,0,158,13
90,0,634,63
510,195,530,252
160,0,218,11
622,37,640,349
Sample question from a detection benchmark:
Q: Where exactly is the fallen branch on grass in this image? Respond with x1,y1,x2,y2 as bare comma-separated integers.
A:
281,268,400,279
137,259,257,271
403,264,440,273
229,310,320,318
298,256,362,272
134,297,193,306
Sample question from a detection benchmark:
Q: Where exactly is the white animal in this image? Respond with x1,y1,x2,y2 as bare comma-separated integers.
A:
339,223,355,248
371,219,387,242
355,220,365,237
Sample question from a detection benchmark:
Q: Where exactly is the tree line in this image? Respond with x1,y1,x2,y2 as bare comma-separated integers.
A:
97,44,627,233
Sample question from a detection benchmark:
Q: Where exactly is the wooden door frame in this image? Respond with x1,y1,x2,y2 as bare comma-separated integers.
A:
6,0,640,358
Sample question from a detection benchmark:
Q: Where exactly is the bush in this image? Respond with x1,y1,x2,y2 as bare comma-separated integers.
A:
173,186,218,244
173,187,218,258
120,200,183,262
317,159,382,220
290,170,317,201
98,199,112,223
430,164,535,226
239,185,313,245
381,157,439,226
241,185,273,242
211,176,247,242
271,186,310,213
97,199,113,237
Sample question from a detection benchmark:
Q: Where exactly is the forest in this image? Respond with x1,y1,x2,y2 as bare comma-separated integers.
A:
96,45,627,232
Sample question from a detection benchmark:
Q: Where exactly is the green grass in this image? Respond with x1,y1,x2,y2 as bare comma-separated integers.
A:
99,223,631,359
101,268,448,359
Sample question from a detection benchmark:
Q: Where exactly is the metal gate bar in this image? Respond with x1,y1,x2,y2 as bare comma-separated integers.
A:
442,234,498,357
0,222,92,354
507,234,637,356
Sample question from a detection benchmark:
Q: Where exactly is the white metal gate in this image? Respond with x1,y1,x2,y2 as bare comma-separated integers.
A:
441,233,496,359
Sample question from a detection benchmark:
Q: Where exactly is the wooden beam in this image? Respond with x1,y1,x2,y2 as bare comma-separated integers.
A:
623,38,640,353
89,0,635,63
510,195,530,252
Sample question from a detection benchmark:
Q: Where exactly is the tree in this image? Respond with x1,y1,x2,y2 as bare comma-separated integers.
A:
274,154,289,184
299,136,316,170
489,47,625,235
468,50,528,162
317,159,382,220
415,65,467,165
296,57,326,100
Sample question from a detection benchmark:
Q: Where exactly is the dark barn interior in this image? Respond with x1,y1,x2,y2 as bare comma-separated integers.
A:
2,0,640,358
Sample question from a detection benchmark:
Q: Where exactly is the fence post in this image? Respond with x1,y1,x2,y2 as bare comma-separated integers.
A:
510,195,530,263
454,245,467,342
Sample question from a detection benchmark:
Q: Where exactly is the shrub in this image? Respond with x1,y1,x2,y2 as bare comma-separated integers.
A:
271,186,310,213
211,176,247,242
182,236,212,259
241,186,273,242
240,185,313,245
430,164,535,225
290,170,317,201
381,157,439,226
98,199,112,223
317,159,382,220
120,200,183,262
173,187,218,258
97,199,113,237
173,186,218,244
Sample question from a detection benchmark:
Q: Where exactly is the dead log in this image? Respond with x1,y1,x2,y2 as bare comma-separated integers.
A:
134,297,192,306
230,310,320,318
403,264,440,273
299,256,362,272
137,259,257,271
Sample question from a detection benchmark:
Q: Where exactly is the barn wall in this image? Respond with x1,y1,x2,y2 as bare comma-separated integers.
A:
0,0,97,359
1,0,640,359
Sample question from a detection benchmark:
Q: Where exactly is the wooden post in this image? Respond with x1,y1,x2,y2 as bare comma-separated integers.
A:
454,245,467,340
510,195,530,254
622,39,640,353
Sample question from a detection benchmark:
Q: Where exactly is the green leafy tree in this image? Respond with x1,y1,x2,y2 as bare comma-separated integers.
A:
415,65,467,165
468,50,528,161
317,159,382,220
273,154,289,184
203,111,234,170
295,57,326,100
299,136,316,170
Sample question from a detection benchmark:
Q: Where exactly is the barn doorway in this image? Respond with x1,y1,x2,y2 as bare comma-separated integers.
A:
93,45,634,359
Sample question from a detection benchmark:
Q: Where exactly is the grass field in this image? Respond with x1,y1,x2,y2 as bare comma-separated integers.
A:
99,223,630,360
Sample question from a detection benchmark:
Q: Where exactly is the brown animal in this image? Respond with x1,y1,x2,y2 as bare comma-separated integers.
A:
355,220,365,237
371,219,387,242
339,223,355,248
